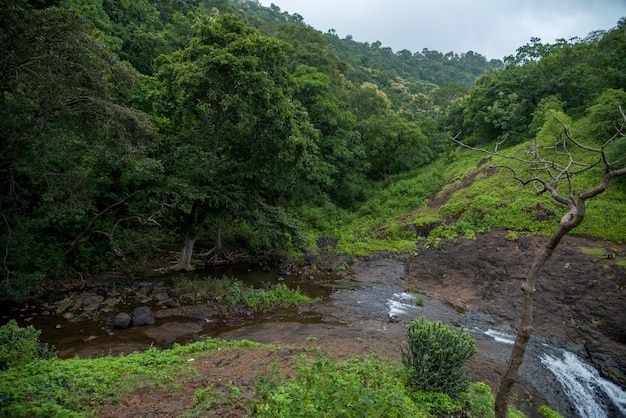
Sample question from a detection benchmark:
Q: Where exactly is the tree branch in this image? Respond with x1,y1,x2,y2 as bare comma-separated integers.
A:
64,191,138,258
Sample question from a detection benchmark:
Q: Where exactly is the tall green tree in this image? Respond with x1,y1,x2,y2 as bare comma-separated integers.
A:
156,13,314,270
360,112,427,183
0,6,159,299
290,65,364,207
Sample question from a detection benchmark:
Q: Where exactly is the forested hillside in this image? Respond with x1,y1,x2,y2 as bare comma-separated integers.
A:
1,0,625,302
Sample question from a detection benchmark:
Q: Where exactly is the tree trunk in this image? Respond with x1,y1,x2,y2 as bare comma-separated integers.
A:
172,232,197,271
215,221,223,255
494,208,583,417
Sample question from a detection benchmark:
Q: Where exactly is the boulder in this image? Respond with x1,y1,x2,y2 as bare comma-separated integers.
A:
112,312,131,329
132,306,155,326
82,295,105,311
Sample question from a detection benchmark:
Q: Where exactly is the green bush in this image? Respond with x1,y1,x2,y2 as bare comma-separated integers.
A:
401,317,477,398
252,355,427,417
0,320,56,370
539,404,564,418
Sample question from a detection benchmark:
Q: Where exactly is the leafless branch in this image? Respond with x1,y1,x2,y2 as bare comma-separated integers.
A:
451,107,626,209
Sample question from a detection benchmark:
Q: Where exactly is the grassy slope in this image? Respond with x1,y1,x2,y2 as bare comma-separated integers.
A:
331,145,626,256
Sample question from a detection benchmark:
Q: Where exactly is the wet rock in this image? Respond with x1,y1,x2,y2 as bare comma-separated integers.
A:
132,306,155,326
154,292,170,302
112,312,132,329
167,299,181,308
82,295,104,311
153,304,220,320
144,322,203,344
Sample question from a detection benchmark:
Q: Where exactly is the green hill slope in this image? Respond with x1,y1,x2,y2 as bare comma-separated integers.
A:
325,144,626,256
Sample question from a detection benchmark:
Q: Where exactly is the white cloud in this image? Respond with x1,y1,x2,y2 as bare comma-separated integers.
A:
257,0,626,59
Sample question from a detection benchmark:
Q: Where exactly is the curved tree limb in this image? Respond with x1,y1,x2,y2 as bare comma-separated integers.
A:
64,191,138,258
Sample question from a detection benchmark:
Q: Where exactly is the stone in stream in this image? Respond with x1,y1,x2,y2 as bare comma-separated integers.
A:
82,295,104,311
112,312,132,329
131,306,155,326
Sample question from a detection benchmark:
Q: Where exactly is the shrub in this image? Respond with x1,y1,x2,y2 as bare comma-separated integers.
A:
252,355,426,417
401,317,477,398
539,404,564,418
0,320,56,370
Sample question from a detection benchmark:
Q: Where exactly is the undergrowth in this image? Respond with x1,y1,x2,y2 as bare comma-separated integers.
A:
0,320,562,417
0,337,260,418
250,353,528,418
310,143,625,256
170,275,317,310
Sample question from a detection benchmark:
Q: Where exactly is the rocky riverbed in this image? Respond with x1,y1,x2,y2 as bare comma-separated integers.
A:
4,230,625,417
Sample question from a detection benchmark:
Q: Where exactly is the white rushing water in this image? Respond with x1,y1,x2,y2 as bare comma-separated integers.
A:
540,349,626,418
387,292,420,318
485,328,515,345
480,329,626,417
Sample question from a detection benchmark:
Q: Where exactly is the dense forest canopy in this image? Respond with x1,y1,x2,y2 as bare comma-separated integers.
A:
1,0,624,301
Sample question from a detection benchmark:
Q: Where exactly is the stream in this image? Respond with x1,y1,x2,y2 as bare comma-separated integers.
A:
4,259,626,418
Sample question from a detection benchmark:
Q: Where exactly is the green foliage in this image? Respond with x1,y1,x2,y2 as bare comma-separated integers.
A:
237,283,312,310
411,390,463,415
539,405,565,418
252,354,428,417
170,275,314,310
463,382,526,418
0,336,258,417
402,317,478,398
251,352,513,417
0,320,56,371
1,0,624,295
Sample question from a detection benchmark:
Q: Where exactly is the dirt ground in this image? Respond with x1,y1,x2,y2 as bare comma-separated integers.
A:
96,230,626,417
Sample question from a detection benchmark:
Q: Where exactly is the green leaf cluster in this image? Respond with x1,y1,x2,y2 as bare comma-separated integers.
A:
0,320,56,371
252,355,428,417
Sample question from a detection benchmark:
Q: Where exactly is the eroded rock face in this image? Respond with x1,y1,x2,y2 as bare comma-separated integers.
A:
131,306,155,326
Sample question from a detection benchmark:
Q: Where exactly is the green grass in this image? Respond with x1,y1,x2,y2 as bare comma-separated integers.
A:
0,338,260,418
310,143,625,256
170,275,318,310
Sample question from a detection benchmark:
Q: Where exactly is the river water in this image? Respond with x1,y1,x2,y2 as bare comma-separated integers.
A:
4,260,625,418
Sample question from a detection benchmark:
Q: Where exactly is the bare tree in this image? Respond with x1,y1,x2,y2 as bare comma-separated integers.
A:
451,107,626,417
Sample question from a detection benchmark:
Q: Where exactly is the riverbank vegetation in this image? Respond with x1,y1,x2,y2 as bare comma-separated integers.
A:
170,275,316,310
0,318,538,417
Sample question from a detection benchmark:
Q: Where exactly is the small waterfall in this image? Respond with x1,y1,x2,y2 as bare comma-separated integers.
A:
484,328,515,345
387,292,420,318
478,328,626,417
540,349,626,418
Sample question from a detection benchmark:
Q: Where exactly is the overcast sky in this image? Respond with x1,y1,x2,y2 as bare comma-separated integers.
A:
256,0,626,60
